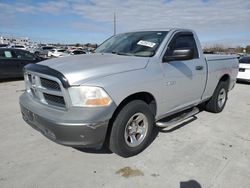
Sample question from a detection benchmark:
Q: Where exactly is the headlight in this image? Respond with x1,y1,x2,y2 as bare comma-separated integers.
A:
68,86,112,107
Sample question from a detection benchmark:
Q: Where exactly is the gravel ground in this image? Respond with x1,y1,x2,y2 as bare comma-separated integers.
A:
0,80,250,188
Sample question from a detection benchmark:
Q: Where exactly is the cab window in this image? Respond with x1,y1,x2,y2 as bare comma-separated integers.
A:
167,33,199,59
14,50,35,60
0,50,13,59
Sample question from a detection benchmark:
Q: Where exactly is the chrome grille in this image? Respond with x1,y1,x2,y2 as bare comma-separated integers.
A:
25,72,67,109
40,77,61,91
43,93,65,107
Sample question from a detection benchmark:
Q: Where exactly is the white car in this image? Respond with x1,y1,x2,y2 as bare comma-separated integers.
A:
237,56,250,82
48,49,66,57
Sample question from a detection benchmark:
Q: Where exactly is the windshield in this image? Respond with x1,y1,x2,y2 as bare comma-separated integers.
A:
14,45,25,48
43,47,54,50
95,31,168,57
0,44,8,47
58,49,66,52
239,57,250,64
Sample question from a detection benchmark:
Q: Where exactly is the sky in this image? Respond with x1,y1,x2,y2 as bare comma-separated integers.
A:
0,0,249,47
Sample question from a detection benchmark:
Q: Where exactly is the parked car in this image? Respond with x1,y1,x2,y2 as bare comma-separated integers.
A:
48,49,67,57
0,48,44,79
60,50,86,57
34,46,55,57
20,29,238,157
9,45,27,50
0,44,9,48
237,56,250,82
70,50,86,55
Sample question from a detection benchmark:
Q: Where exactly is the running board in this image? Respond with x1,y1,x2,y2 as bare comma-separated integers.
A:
156,107,199,128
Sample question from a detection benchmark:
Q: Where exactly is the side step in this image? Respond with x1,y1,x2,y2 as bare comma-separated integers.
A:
156,107,199,128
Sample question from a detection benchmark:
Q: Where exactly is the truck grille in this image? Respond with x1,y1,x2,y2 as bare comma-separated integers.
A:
40,77,61,91
43,93,65,107
25,73,67,109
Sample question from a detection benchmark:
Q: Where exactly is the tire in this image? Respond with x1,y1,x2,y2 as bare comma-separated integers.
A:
109,100,154,157
205,81,228,113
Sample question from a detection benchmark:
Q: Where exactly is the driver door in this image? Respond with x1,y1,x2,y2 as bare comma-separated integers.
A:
161,32,206,112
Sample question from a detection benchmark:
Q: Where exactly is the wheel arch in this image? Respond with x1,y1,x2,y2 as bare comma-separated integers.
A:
219,74,230,89
104,92,157,146
112,92,157,119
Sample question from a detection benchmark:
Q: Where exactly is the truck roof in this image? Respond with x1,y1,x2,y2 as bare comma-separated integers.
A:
121,28,194,33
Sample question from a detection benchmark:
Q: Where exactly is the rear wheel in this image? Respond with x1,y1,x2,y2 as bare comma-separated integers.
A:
109,100,154,157
205,81,228,113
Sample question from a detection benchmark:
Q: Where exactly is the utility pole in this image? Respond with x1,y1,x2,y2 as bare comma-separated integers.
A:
114,12,116,36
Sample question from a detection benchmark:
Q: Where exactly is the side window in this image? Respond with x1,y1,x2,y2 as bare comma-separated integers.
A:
0,50,13,59
14,50,35,60
168,34,199,58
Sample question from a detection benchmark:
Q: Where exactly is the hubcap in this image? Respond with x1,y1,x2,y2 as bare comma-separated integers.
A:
218,88,226,108
124,113,148,147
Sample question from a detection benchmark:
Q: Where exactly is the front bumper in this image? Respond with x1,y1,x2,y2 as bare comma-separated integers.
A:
19,93,117,147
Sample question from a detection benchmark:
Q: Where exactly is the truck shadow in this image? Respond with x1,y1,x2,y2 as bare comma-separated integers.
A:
74,125,160,155
74,146,113,154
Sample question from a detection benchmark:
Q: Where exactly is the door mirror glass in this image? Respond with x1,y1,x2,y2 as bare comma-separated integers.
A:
163,48,194,62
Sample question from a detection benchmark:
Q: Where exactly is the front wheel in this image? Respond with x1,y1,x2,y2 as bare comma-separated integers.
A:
205,81,228,113
109,100,154,157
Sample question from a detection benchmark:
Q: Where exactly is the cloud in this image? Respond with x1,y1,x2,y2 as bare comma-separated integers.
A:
0,0,250,45
70,0,250,45
72,22,110,32
0,1,69,15
39,1,69,14
71,0,250,32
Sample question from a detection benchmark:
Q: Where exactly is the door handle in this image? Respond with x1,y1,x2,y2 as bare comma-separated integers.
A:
195,65,204,70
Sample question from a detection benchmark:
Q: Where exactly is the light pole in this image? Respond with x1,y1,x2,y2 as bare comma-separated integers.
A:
114,12,116,35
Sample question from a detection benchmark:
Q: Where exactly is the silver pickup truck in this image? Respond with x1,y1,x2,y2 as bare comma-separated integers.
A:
19,29,238,157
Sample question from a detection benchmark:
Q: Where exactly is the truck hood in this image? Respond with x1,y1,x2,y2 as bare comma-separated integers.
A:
39,53,149,85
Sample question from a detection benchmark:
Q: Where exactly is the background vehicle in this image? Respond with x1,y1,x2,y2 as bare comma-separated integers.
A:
20,29,238,157
48,49,67,57
0,48,44,79
70,50,86,55
9,45,27,50
60,50,86,57
237,56,250,82
34,46,55,57
0,44,9,48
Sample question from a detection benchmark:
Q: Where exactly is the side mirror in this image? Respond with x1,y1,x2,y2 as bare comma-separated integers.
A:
163,48,194,62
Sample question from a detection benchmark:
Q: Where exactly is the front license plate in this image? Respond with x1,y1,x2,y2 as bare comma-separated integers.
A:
239,68,245,72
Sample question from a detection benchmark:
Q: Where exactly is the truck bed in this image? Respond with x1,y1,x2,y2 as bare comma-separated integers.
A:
204,54,238,61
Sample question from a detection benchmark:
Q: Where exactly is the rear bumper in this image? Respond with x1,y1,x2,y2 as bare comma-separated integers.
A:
237,78,250,82
237,70,250,82
20,93,116,147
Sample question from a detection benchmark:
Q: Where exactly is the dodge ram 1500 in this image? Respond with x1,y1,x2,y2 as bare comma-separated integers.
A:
19,29,238,157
